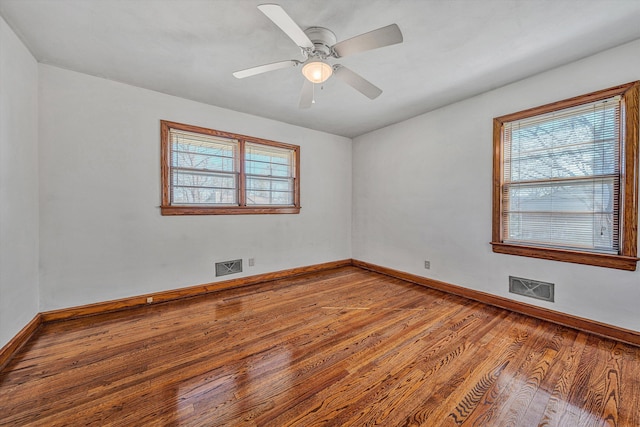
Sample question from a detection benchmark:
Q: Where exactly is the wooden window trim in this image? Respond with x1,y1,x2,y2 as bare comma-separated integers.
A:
491,81,639,271
160,120,301,215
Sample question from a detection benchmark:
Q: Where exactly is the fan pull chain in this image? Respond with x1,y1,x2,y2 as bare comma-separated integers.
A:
310,83,325,105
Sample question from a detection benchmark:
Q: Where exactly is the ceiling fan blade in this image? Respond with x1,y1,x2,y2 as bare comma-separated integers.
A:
299,79,313,109
332,24,403,58
258,4,314,49
333,65,382,99
233,60,299,79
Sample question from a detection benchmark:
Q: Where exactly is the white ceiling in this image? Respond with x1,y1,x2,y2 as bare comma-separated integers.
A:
1,0,640,138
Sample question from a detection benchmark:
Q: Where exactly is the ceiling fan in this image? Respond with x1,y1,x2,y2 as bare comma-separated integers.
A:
232,4,403,108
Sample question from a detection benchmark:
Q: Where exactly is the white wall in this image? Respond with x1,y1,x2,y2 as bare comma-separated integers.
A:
38,65,352,311
353,38,640,332
0,16,39,348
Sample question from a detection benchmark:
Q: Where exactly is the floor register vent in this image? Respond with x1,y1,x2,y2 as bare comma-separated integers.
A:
509,276,554,303
215,259,243,277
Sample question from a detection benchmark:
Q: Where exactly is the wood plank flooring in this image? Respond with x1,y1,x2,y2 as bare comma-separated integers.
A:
1,266,639,426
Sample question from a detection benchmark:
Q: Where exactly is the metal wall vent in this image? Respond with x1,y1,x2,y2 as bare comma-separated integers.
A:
509,276,554,302
215,259,243,277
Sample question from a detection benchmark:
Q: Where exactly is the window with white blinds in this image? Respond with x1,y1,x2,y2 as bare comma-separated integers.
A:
161,121,300,215
245,142,295,206
503,97,620,253
170,129,239,206
492,82,639,271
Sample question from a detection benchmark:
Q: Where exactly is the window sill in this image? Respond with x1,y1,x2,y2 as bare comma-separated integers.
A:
160,205,301,215
490,242,639,271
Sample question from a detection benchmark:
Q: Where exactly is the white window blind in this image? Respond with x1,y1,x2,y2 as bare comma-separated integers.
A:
502,96,621,253
245,142,295,206
169,128,239,205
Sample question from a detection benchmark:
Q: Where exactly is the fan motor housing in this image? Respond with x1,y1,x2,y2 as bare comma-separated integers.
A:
304,27,336,57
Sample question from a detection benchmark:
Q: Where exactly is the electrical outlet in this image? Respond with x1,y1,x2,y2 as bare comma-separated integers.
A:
146,297,153,304
424,260,430,269
248,258,255,267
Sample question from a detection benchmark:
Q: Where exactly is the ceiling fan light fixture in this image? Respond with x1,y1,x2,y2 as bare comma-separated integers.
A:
302,60,332,84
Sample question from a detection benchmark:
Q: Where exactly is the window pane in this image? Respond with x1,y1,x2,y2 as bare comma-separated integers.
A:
172,149,236,172
505,212,615,252
173,170,236,189
246,176,292,191
246,189,293,205
509,140,617,182
169,129,239,205
245,142,294,178
507,179,615,213
245,142,295,206
246,176,294,205
172,187,237,205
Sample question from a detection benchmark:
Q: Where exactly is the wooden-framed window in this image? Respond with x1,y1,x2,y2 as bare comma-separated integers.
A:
160,121,300,215
492,82,639,271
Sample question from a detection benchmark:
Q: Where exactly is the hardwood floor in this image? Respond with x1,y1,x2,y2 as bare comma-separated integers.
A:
1,266,639,426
